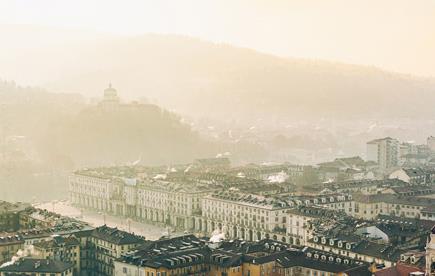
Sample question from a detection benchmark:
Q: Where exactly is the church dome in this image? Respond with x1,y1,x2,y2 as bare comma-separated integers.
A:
104,83,118,98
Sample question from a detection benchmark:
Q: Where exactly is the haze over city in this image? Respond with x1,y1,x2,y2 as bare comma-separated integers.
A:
1,1,435,276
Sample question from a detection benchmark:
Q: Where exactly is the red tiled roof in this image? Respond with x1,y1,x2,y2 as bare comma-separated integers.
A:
375,263,424,276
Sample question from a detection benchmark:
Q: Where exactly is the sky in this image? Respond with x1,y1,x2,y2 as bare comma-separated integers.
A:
0,0,435,77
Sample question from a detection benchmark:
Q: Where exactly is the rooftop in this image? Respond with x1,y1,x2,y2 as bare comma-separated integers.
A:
33,235,80,249
91,225,145,245
206,192,290,209
0,258,73,273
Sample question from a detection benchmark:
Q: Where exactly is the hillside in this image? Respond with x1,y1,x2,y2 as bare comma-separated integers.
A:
0,26,434,123
0,82,228,201
49,35,435,122
0,81,220,167
39,104,217,167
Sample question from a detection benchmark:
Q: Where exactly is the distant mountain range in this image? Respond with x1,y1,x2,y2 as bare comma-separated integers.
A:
1,25,435,124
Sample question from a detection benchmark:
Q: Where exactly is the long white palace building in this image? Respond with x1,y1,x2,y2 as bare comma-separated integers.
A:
68,169,318,245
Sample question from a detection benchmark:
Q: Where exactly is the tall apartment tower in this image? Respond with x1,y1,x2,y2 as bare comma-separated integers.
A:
366,137,399,171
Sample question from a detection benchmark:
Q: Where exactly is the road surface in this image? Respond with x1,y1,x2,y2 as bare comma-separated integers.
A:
34,201,183,240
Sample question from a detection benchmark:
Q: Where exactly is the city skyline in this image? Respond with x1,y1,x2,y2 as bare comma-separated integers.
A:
1,1,435,275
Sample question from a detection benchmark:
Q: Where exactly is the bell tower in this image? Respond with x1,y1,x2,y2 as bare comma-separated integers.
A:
101,83,120,111
426,226,435,275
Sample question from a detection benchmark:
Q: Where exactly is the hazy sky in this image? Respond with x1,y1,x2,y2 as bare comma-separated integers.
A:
1,0,435,77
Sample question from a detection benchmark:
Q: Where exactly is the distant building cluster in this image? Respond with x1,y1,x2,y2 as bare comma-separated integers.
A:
65,147,435,275
2,133,435,275
366,136,435,173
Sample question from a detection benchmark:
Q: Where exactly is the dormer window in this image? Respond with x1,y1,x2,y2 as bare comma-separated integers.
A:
321,237,326,244
328,256,334,262
321,255,327,261
329,239,335,246
313,236,319,242
338,241,343,248
346,243,352,250
336,258,341,263
314,254,319,259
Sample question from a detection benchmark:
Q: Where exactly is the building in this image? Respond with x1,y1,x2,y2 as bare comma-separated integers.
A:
229,163,306,181
389,168,434,185
70,169,215,230
87,225,145,276
0,258,74,276
33,235,81,275
69,170,115,215
367,137,400,171
285,200,433,270
427,226,435,275
0,235,24,265
114,234,209,276
343,193,435,221
319,179,407,195
399,143,430,166
115,235,371,276
0,201,29,232
275,250,371,276
135,180,212,231
309,229,397,267
68,229,94,276
99,84,120,111
200,192,291,243
19,208,68,229
374,262,425,276
194,157,231,170
287,206,346,246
